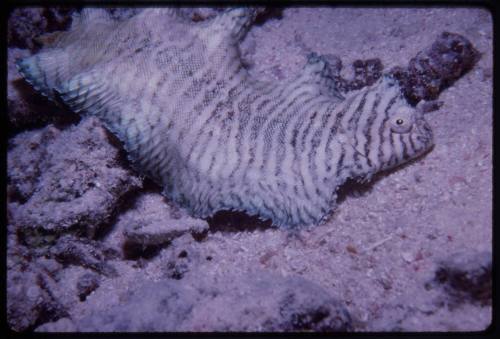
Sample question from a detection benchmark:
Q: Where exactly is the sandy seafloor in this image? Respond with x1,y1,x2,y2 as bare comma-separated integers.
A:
7,6,492,332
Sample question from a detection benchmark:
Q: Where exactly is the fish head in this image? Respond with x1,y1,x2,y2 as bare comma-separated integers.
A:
378,101,434,171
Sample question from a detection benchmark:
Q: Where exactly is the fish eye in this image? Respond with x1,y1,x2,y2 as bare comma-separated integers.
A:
390,109,414,133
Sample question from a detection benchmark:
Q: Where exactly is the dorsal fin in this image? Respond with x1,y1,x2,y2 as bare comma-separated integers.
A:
16,51,68,100
53,68,119,119
73,8,112,26
53,68,152,177
197,8,259,45
16,8,122,99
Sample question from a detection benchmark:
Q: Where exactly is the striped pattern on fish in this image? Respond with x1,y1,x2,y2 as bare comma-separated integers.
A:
16,8,434,228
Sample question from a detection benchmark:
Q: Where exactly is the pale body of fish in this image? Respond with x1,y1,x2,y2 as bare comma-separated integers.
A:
17,8,434,227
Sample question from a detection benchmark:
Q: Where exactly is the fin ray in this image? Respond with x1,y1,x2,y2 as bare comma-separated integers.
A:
54,69,119,119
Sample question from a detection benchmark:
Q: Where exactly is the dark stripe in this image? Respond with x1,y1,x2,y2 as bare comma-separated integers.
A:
408,133,416,155
401,135,410,160
289,109,312,201
263,92,307,170
348,91,372,171
335,144,346,179
207,153,218,176
252,79,315,162
325,94,358,155
132,62,150,103
187,96,226,163
274,95,318,176
262,89,314,165
377,95,398,166
301,204,316,224
178,55,243,145
348,90,370,131
227,90,258,179
307,101,335,200
185,92,222,157
361,93,382,168
299,111,318,151
389,126,396,164
257,182,284,217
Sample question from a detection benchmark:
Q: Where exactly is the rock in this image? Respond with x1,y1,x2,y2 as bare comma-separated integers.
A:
186,270,353,332
121,193,208,250
7,10,77,131
7,264,67,331
35,317,76,332
7,124,60,203
105,8,143,21
36,257,64,278
50,235,119,277
76,272,100,301
162,234,204,280
68,270,351,332
75,279,194,331
8,118,142,244
178,7,224,21
303,52,383,95
433,251,491,306
8,8,74,50
348,58,383,90
390,32,480,105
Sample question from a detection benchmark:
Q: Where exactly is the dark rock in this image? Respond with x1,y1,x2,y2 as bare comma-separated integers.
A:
70,270,351,332
162,234,203,280
322,54,343,76
305,31,478,102
7,124,59,203
105,8,143,21
8,118,142,244
76,272,100,301
122,194,208,248
271,279,352,331
8,8,75,50
7,265,67,331
117,193,208,259
50,235,118,277
7,230,69,332
36,257,64,279
304,52,383,95
433,251,491,306
165,260,190,280
7,234,32,272
75,280,196,332
187,270,353,331
178,8,224,21
389,32,480,105
416,99,443,114
348,58,383,90
174,7,270,24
